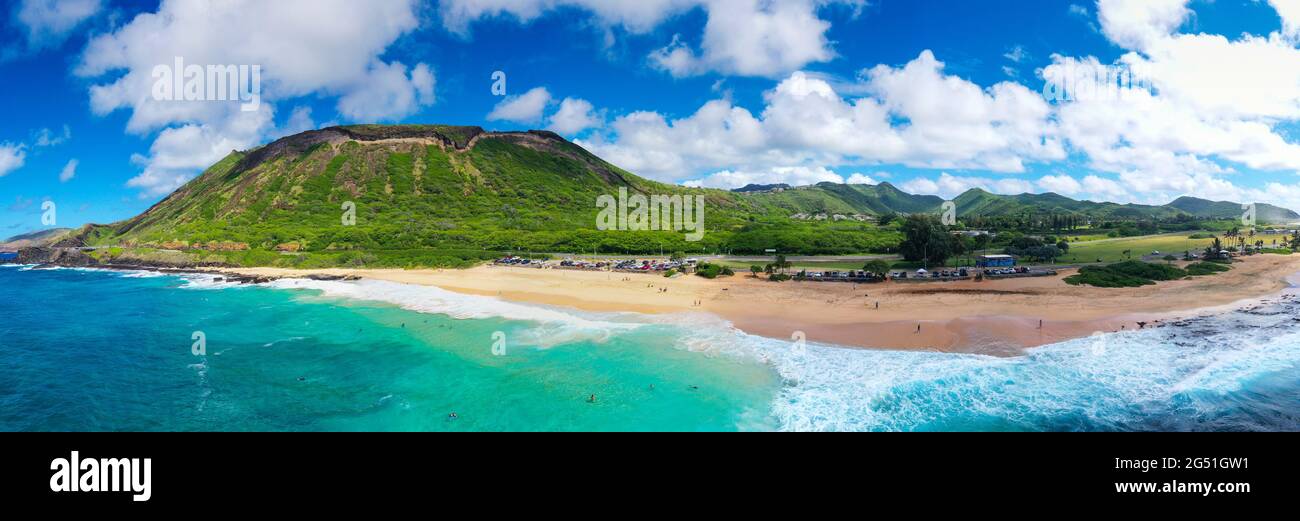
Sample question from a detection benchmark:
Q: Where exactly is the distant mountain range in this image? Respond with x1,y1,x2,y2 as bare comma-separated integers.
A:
740,182,1299,223
731,183,791,193
36,124,1297,254
1,228,71,249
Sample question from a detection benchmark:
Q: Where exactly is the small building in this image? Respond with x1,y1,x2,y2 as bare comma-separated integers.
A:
976,254,1016,268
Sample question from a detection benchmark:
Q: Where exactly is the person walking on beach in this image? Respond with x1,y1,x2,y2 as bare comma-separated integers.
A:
916,324,922,333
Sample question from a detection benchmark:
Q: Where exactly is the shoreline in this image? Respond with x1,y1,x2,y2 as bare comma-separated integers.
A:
178,254,1300,356
16,255,1300,356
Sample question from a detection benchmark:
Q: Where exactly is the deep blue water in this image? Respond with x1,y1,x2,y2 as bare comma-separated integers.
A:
2,265,1299,431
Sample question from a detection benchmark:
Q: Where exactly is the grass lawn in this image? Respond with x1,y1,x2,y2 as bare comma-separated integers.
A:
1060,234,1219,264
1061,233,1113,243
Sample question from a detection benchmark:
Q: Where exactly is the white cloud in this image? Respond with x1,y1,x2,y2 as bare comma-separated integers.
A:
581,51,1061,182
442,0,862,78
1140,32,1300,120
0,143,26,178
647,34,701,78
859,50,1064,170
59,159,78,183
126,107,273,197
1273,0,1300,40
1003,45,1026,63
547,97,603,135
74,0,424,197
34,125,71,147
1036,1,1300,212
337,61,437,122
649,0,856,77
1096,0,1190,51
16,0,102,48
577,99,770,181
684,165,848,189
487,87,553,124
900,172,1035,200
845,172,877,184
1036,174,1083,195
1081,175,1128,200
279,106,318,138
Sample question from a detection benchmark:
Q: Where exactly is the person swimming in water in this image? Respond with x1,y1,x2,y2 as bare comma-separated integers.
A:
587,394,597,403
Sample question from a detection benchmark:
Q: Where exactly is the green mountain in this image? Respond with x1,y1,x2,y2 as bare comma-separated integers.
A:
951,189,1187,220
1167,196,1299,222
740,182,943,216
75,125,905,260
58,124,1298,265
88,125,769,254
1,228,72,249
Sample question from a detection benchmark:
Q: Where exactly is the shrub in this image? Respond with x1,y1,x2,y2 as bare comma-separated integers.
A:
1185,262,1231,276
694,262,733,279
1064,261,1187,288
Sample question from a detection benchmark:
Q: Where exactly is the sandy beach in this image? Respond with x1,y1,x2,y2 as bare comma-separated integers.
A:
211,254,1300,355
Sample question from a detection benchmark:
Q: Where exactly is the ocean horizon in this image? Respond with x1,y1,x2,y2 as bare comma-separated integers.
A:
3,263,1298,432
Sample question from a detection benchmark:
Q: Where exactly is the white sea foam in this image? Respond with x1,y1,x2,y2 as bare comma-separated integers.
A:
176,273,246,290
119,270,169,278
636,291,1300,431
264,278,643,347
202,272,1300,431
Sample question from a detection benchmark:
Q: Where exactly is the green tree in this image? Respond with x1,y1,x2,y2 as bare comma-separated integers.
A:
862,259,892,278
750,265,762,278
899,214,955,267
773,254,792,274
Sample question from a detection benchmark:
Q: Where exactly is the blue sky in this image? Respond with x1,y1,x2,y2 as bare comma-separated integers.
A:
4,0,1300,236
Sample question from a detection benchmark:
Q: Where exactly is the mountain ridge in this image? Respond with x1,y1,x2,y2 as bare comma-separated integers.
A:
56,124,1299,259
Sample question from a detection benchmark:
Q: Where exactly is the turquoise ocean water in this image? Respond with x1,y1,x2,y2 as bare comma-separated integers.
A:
2,264,1299,431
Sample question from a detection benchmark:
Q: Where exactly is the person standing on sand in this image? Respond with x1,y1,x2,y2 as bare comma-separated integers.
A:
916,324,922,333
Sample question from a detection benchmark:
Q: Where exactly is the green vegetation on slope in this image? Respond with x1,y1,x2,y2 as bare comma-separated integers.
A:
66,124,1300,270
79,126,905,264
